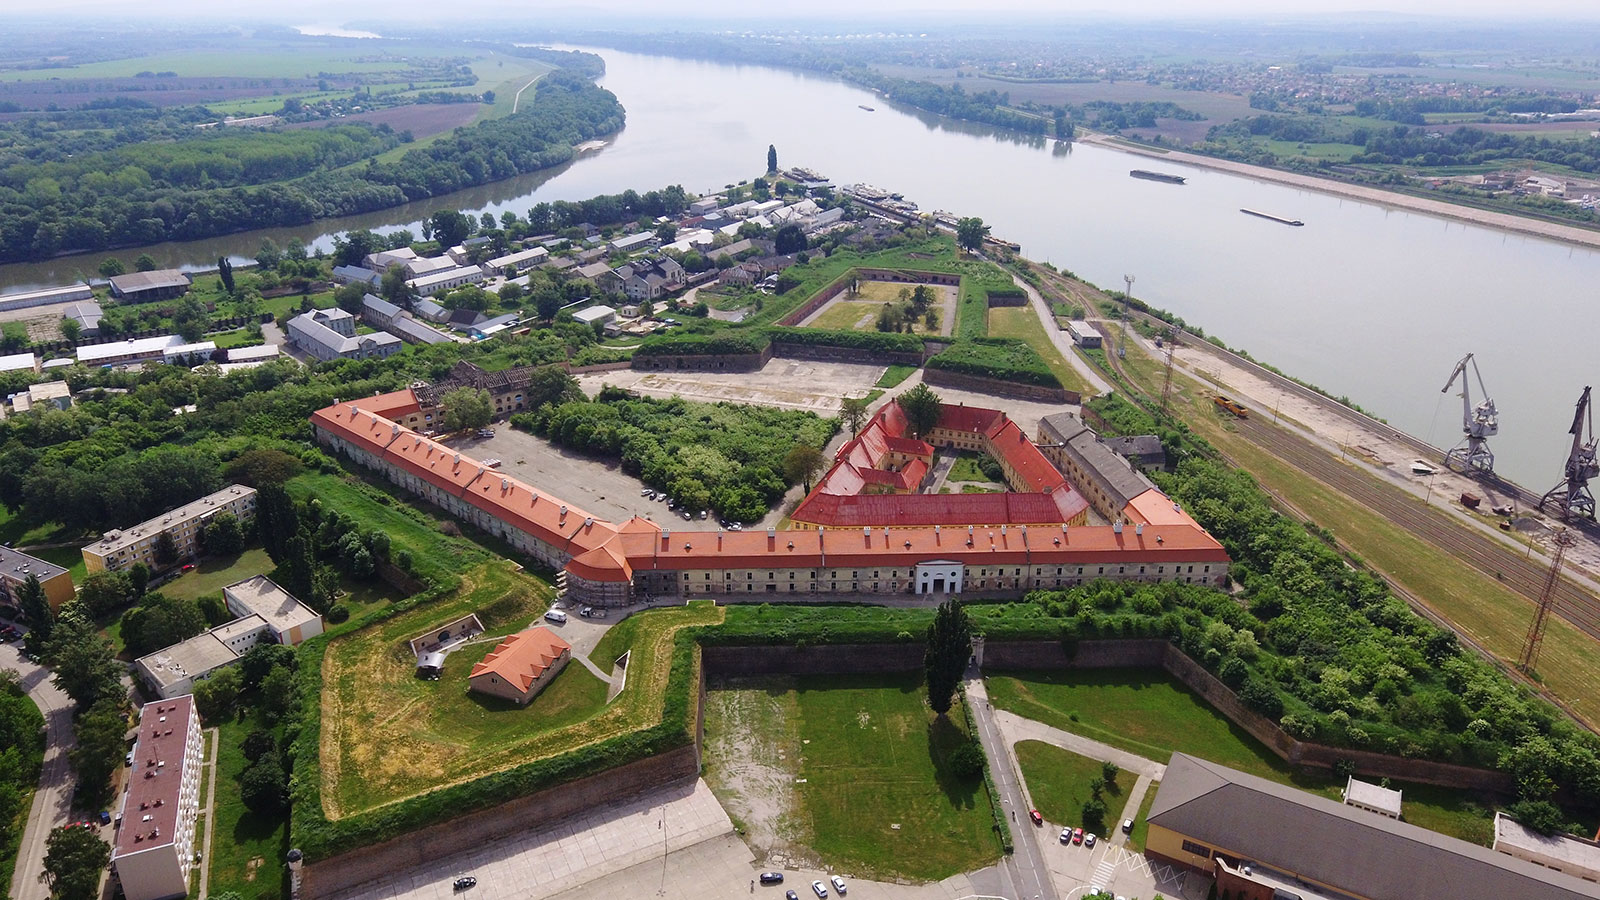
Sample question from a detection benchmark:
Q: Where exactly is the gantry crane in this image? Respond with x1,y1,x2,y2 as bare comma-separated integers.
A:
1440,353,1498,475
1540,386,1598,522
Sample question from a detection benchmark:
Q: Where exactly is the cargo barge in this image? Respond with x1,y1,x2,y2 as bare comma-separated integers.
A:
1240,208,1304,226
1130,169,1186,184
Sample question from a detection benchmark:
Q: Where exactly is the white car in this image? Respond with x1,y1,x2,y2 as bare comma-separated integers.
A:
810,880,827,898
543,610,567,624
829,875,847,895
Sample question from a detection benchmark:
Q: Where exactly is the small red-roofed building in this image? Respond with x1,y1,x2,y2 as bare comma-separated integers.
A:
469,627,572,705
111,695,204,900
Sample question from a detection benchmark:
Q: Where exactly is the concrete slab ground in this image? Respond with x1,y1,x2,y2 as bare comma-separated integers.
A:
574,358,886,415
322,778,733,900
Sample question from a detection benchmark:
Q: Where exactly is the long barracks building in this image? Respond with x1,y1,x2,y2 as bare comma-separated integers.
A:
312,391,1229,605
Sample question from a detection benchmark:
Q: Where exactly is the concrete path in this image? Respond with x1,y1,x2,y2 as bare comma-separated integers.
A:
1012,274,1112,398
965,671,1059,900
989,709,1166,782
196,728,220,899
3,637,79,900
1108,775,1152,849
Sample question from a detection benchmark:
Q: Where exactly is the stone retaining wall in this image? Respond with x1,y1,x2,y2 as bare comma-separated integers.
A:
923,366,1078,404
630,345,774,372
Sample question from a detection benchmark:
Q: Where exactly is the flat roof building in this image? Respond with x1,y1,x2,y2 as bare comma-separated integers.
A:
135,577,319,698
1343,776,1403,819
83,485,257,574
110,696,204,900
0,544,75,614
1494,811,1600,884
408,265,484,297
109,270,191,303
0,283,93,312
1146,753,1600,900
0,352,38,374
77,335,192,368
486,247,549,275
223,576,323,646
225,344,279,364
572,305,616,326
62,299,104,336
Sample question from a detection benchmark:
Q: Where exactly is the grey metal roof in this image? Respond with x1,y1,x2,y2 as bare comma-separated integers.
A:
108,270,190,293
1150,754,1600,900
1039,412,1156,508
388,317,454,345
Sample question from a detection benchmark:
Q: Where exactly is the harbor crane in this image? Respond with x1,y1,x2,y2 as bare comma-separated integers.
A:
1440,353,1499,475
1540,386,1598,522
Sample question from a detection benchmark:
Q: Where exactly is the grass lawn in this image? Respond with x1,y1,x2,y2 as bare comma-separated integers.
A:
703,672,1001,882
20,544,88,583
877,365,917,388
319,584,719,817
0,504,77,548
1127,780,1158,851
986,668,1497,844
159,547,276,602
209,328,263,350
946,452,996,485
206,713,290,900
986,306,1085,393
1014,740,1135,831
286,473,495,585
807,299,887,331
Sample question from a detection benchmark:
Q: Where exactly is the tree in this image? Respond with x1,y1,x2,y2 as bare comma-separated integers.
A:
70,697,127,804
241,730,277,764
240,643,296,691
481,89,496,105
76,572,133,618
535,289,564,321
128,563,149,599
240,749,288,813
897,383,943,438
134,253,158,272
428,209,473,248
655,222,677,243
255,238,282,270
1101,760,1121,784
1505,799,1569,836
255,483,301,562
217,257,235,294
97,257,125,278
259,664,296,723
200,512,245,556
16,574,54,645
782,444,827,493
441,387,493,433
192,667,242,723
950,741,986,779
42,823,110,900
380,263,416,309
172,296,209,343
838,397,869,437
923,597,971,716
120,593,207,658
152,532,179,569
334,281,367,314
223,449,303,488
58,316,81,345
45,615,124,710
332,229,381,267
767,143,778,173
955,217,989,252
774,224,807,255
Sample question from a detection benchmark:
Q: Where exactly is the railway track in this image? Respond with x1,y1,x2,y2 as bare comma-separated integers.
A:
1235,415,1600,645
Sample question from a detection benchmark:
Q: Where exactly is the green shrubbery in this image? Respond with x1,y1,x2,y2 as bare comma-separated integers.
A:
632,331,771,358
764,326,925,355
927,338,1062,388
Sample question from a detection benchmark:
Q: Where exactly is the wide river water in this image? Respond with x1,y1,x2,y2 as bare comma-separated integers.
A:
2,46,1596,490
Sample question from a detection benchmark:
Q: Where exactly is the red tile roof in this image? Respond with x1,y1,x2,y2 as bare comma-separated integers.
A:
113,696,196,860
470,627,571,691
792,489,1089,529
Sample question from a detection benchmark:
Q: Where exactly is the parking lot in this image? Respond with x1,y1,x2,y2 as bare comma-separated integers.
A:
574,358,887,415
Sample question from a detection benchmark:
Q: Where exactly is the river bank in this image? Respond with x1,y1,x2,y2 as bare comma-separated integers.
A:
1079,132,1600,251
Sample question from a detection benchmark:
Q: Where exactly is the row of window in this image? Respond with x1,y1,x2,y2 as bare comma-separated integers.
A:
674,563,1211,581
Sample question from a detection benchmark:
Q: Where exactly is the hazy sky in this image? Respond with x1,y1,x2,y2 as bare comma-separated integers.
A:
11,0,1600,21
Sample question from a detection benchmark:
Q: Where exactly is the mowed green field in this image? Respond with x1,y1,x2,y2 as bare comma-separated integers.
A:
986,668,1496,845
1014,740,1136,829
704,672,1001,881
986,306,1086,393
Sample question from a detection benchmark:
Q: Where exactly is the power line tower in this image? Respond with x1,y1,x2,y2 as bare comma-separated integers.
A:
1119,274,1134,360
1518,528,1574,674
1160,329,1178,417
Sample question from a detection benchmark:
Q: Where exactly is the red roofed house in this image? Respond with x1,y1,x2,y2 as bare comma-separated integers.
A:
111,695,204,900
469,627,572,705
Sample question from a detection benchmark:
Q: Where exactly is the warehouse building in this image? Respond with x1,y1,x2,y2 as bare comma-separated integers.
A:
109,270,191,303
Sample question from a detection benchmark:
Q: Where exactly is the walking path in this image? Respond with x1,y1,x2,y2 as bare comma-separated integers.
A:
964,671,1059,900
3,638,77,900
196,728,220,899
1011,275,1112,398
989,709,1166,782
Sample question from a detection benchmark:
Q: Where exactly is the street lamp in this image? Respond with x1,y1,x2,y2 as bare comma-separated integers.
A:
1120,275,1134,360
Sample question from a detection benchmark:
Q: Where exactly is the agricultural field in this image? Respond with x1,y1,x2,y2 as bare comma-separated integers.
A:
986,668,1497,845
702,671,1002,882
318,588,720,817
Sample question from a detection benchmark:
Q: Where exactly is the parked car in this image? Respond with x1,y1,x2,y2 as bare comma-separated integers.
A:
476,429,495,438
180,564,195,573
543,610,567,625
452,876,476,891
1122,818,1133,834
699,510,709,519
1029,809,1043,826
785,892,799,900
829,875,847,894
1072,827,1084,845
1084,832,1097,848
810,881,828,898
641,488,653,496
1059,828,1073,844
681,511,691,520
759,872,784,885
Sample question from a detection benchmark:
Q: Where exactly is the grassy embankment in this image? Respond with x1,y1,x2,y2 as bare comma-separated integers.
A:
703,671,1001,882
987,668,1496,845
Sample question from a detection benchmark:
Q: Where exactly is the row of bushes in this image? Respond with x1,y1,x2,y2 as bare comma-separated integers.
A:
926,338,1062,388
632,331,771,358
764,326,926,355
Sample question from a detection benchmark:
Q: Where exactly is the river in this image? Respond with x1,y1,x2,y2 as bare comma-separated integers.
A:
2,46,1595,490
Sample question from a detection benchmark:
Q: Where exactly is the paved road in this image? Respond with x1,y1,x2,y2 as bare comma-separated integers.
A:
3,637,78,900
966,670,1058,900
1011,274,1112,398
989,710,1166,782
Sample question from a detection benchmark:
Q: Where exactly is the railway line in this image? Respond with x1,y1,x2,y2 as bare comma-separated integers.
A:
1234,414,1600,645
